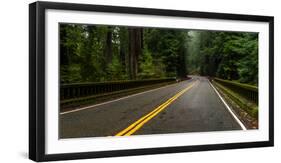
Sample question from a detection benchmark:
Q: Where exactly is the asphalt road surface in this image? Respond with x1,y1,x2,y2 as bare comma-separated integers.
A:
60,76,242,138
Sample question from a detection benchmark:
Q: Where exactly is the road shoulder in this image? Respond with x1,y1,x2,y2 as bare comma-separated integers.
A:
211,81,258,129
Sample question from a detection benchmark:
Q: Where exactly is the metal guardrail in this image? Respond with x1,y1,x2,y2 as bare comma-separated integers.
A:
213,78,258,105
60,78,176,100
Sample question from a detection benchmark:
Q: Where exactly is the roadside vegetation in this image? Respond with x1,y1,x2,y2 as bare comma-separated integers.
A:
187,31,258,85
60,24,189,83
60,24,259,120
60,24,258,85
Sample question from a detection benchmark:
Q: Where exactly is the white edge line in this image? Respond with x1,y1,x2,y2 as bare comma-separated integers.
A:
60,78,193,115
209,80,247,130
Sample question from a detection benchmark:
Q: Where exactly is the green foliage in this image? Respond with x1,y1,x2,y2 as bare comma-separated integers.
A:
144,29,189,78
187,31,258,85
60,24,190,84
60,65,81,83
138,48,165,79
106,56,127,81
60,23,258,86
237,35,258,84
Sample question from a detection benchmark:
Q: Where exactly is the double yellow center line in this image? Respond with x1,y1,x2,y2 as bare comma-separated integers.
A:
115,80,198,136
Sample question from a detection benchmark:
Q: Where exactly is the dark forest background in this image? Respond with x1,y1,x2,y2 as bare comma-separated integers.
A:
60,24,258,85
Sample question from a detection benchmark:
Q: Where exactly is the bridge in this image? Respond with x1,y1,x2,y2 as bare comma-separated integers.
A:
59,75,258,138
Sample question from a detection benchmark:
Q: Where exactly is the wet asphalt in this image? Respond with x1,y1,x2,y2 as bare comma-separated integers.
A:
60,76,241,138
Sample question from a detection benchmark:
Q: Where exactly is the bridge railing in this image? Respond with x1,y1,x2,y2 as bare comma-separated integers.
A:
213,78,258,105
60,78,177,100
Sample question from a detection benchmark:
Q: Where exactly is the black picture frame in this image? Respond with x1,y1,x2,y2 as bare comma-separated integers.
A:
29,1,274,162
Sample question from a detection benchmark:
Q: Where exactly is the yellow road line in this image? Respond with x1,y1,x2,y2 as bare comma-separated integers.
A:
115,80,198,136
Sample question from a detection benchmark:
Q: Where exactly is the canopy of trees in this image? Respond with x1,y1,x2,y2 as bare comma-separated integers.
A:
60,24,189,83
187,31,258,85
60,24,258,85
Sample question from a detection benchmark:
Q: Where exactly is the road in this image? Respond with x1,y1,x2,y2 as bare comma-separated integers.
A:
60,76,242,138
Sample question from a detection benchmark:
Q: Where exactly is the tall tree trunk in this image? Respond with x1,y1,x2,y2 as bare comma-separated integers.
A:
81,26,95,81
104,27,113,64
177,45,187,78
128,28,143,79
128,28,135,79
119,28,127,73
134,28,142,77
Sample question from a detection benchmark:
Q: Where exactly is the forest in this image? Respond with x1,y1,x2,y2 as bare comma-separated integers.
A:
60,24,258,85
